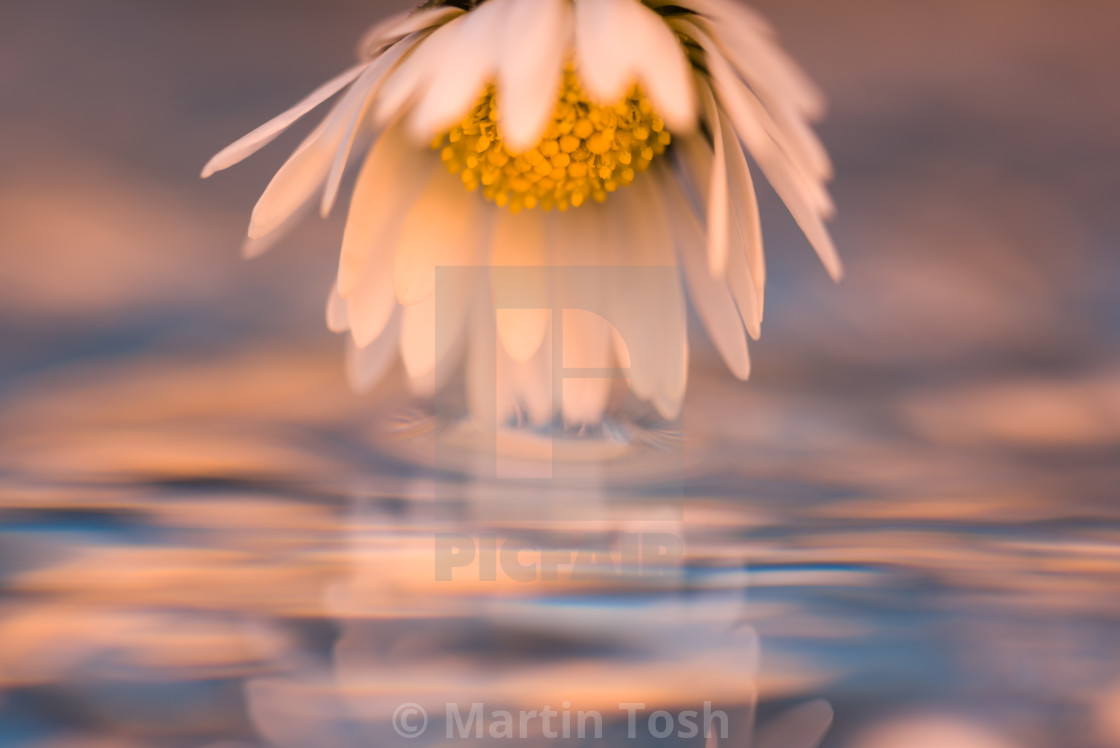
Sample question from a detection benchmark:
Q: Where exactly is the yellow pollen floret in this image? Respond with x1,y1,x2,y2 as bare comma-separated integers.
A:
432,70,669,212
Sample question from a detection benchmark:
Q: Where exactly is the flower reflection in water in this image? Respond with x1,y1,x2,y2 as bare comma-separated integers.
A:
244,480,832,748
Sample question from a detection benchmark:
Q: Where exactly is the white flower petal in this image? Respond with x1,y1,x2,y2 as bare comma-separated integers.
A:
345,131,436,348
699,83,731,277
611,325,632,369
673,0,823,119
673,135,762,343
574,0,627,105
652,330,688,420
647,0,775,37
248,121,337,240
687,14,831,183
575,0,696,132
354,8,410,56
215,35,432,240
347,268,397,352
769,96,833,182
321,38,416,217
393,168,483,306
348,259,398,349
201,62,369,179
468,285,518,430
491,209,549,362
495,346,519,428
319,105,374,221
357,6,464,59
608,179,687,412
513,327,555,426
594,198,652,405
374,18,461,130
326,285,350,332
240,191,315,259
699,82,763,334
561,309,613,425
547,207,613,425
671,131,714,215
497,307,550,365
248,42,422,241
345,309,401,393
626,3,698,133
336,122,430,298
725,211,763,341
399,272,471,396
681,20,842,281
407,0,508,142
722,116,767,316
490,202,547,269
497,0,573,153
656,162,750,380
684,20,831,209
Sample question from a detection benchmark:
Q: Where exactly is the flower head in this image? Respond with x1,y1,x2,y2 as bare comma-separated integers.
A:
203,0,840,427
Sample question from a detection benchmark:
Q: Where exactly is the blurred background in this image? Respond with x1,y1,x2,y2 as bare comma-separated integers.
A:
1,0,1119,746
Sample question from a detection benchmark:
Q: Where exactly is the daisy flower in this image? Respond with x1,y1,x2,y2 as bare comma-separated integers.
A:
203,0,840,428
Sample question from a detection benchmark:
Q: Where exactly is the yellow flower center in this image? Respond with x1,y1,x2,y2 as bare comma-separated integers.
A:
432,70,671,212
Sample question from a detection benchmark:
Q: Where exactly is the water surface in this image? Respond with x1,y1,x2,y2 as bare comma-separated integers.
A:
2,1,1119,746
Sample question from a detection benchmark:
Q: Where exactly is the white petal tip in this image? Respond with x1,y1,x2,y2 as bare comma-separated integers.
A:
350,329,374,351
654,395,684,422
246,220,267,241
395,284,432,308
336,277,357,299
496,101,560,156
501,131,543,157
666,115,699,137
201,153,237,180
662,97,700,135
240,237,269,260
